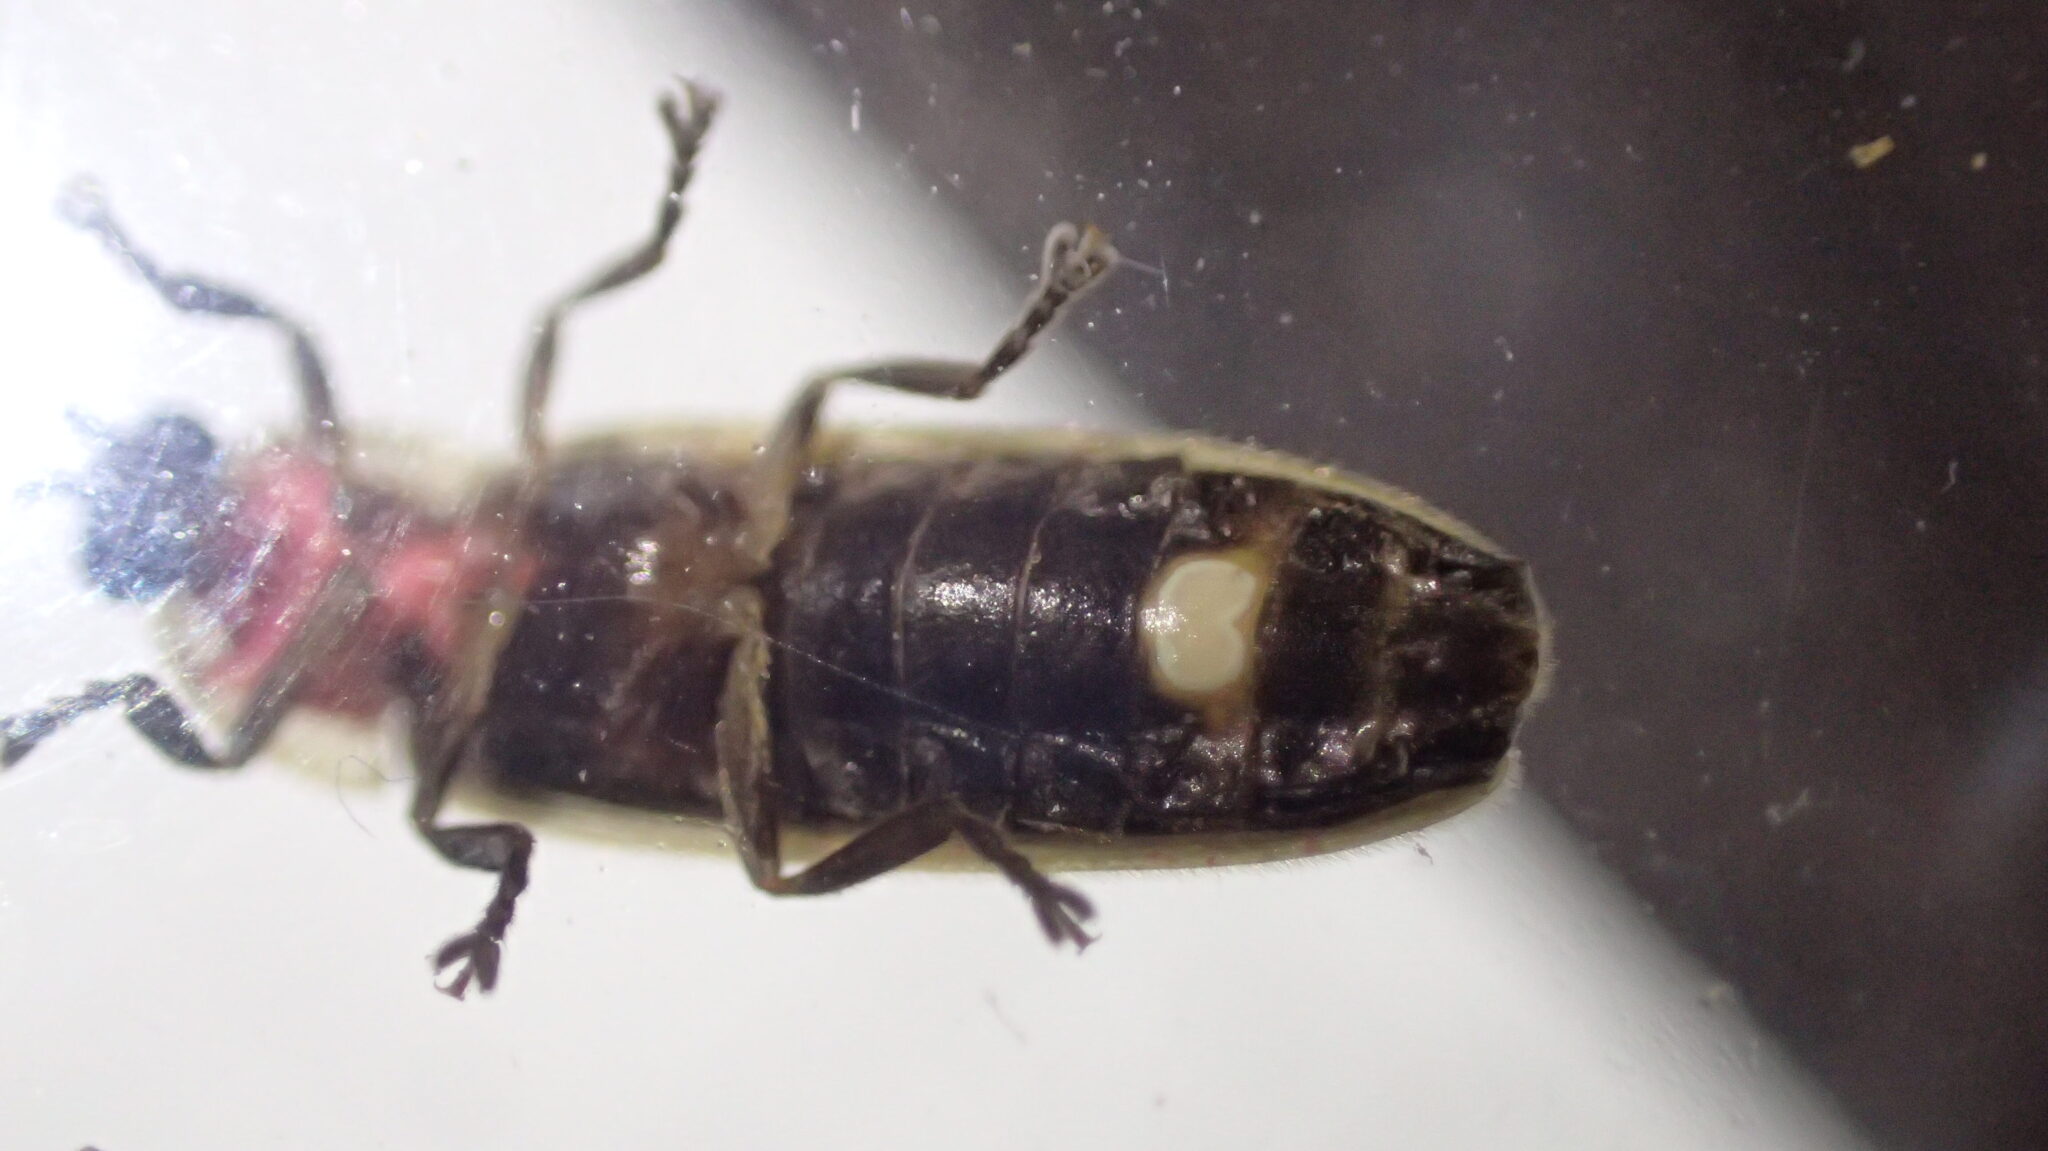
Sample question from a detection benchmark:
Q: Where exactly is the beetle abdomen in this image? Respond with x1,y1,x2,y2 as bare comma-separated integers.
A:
475,434,1540,840
769,447,1542,837
771,455,1179,829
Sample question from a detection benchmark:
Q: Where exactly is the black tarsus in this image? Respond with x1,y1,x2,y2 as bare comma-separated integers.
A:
390,633,537,999
957,815,1096,949
776,798,1094,949
423,821,533,999
517,79,720,463
55,177,345,464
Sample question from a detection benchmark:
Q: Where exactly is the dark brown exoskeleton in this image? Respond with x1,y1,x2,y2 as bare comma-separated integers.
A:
3,82,1545,997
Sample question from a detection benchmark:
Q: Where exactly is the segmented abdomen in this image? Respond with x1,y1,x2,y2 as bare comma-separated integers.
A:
770,455,1166,830
768,451,1541,835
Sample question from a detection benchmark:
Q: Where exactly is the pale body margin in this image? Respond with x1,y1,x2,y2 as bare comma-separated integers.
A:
198,422,1544,874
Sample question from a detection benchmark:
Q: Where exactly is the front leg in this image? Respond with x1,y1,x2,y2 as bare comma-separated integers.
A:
713,589,1094,949
2,565,370,769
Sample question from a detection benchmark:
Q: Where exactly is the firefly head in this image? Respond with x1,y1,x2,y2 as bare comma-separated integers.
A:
77,412,232,601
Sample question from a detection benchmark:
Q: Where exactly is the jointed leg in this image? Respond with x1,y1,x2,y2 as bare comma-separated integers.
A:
5,674,274,770
1,565,370,770
56,179,344,465
708,224,1115,941
714,589,1094,948
518,79,720,464
954,816,1097,948
736,222,1119,569
410,735,533,1001
393,640,536,1000
414,782,532,1000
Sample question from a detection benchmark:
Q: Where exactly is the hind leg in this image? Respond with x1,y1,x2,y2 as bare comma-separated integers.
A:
711,588,1093,948
734,222,1119,569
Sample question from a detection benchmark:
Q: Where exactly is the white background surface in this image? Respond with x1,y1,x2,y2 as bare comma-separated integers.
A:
0,2,1869,1148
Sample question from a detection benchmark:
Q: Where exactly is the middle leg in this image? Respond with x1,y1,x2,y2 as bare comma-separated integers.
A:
391,636,538,999
517,80,721,464
413,745,534,999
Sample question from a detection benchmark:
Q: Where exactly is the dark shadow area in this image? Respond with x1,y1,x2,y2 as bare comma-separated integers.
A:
756,3,2048,1147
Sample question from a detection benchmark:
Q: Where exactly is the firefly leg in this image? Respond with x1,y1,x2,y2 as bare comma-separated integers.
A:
388,636,538,1000
3,674,278,770
736,223,1118,569
516,79,720,464
55,180,345,466
412,757,533,1000
713,588,1094,948
0,567,370,769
